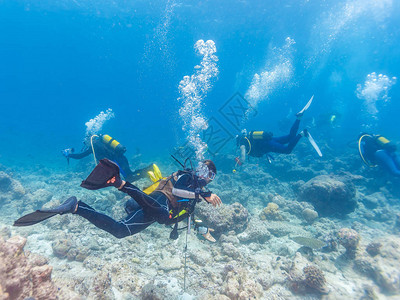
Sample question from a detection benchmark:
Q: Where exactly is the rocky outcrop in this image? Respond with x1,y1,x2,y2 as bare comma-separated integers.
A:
0,235,58,300
195,202,249,238
298,175,357,217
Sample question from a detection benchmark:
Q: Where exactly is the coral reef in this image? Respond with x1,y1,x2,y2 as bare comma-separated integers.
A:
298,174,357,217
259,202,284,221
366,242,382,257
337,228,360,258
195,202,249,238
0,235,58,300
303,265,329,294
302,208,318,224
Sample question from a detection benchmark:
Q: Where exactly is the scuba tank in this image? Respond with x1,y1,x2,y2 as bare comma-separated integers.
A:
101,134,126,155
249,131,273,140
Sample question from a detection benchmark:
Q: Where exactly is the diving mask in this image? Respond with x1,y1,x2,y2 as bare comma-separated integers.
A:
196,162,216,181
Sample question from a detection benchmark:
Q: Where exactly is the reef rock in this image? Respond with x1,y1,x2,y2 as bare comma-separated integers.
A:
0,171,26,199
259,202,284,221
0,235,58,300
298,175,356,217
195,202,249,238
237,217,271,244
288,253,329,295
354,236,400,294
302,208,318,224
337,228,360,259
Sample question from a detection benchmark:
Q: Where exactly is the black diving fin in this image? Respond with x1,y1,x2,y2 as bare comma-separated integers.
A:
13,196,78,227
80,158,121,190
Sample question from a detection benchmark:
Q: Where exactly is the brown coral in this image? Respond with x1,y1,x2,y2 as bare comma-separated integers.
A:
0,236,58,300
337,228,360,258
260,202,283,221
303,265,329,294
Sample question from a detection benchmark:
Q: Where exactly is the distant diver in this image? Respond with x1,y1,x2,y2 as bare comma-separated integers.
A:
358,133,400,177
62,133,152,182
14,158,221,242
235,96,322,167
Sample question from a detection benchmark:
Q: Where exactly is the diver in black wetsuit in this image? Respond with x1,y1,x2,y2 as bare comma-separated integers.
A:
236,115,308,164
358,133,400,177
62,134,151,182
14,159,221,241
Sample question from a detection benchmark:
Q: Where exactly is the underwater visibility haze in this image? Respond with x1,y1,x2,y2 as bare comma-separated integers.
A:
1,0,400,299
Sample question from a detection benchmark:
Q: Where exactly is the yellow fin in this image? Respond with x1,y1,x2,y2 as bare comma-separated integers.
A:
148,171,157,183
143,182,160,195
153,164,162,181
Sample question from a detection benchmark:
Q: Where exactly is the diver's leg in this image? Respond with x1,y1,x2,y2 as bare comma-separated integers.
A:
75,201,154,238
114,155,135,182
120,182,170,218
128,164,154,182
266,134,302,154
273,119,300,144
374,150,400,177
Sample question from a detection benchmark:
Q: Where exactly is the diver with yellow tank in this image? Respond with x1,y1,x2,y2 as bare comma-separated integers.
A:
235,96,322,167
358,133,400,177
62,133,153,182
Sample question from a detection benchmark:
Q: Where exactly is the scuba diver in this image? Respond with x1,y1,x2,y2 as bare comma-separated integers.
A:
358,133,400,177
62,134,152,182
14,158,222,242
235,96,322,166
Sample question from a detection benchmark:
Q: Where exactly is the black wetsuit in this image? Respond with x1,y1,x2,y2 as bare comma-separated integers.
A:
360,136,400,177
69,136,149,182
75,173,208,238
239,119,302,157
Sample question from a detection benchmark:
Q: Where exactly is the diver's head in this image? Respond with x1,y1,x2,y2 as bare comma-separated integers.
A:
196,160,217,186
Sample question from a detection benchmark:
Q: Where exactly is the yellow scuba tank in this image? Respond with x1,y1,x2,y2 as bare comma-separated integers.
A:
375,135,390,147
101,134,126,154
249,131,273,140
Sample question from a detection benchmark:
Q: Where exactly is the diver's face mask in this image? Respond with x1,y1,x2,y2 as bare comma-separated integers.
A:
196,162,216,185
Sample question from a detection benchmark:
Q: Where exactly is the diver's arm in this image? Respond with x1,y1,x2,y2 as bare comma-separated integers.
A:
68,148,92,159
172,173,212,201
240,145,246,162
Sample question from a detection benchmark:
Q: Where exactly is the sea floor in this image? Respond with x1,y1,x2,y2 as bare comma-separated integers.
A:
1,151,400,299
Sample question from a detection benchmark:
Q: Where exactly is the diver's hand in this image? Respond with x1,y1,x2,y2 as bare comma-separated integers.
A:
62,148,73,158
204,193,222,207
107,177,125,189
202,228,216,243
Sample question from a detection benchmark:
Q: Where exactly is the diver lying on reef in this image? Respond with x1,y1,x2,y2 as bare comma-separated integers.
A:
62,133,152,182
14,158,222,242
358,133,400,177
235,96,322,166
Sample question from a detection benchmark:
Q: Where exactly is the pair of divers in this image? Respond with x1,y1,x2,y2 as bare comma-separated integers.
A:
62,133,153,183
358,133,400,177
14,157,222,241
235,96,322,167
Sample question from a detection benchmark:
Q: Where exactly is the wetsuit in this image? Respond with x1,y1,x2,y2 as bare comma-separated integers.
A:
361,136,400,177
75,172,209,238
239,119,302,157
69,136,149,182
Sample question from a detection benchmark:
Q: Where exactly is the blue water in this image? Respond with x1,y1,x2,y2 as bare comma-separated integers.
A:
1,0,400,170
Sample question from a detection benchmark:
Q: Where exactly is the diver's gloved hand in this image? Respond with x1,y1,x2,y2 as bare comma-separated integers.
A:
81,159,122,190
198,226,216,243
61,148,74,158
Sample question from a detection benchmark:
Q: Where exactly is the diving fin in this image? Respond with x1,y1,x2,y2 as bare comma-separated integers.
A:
148,171,157,183
153,164,162,181
80,158,121,190
305,130,323,157
13,196,78,227
296,95,314,118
